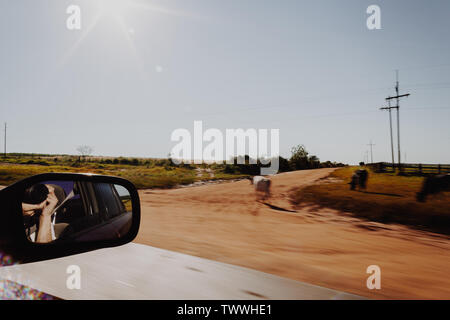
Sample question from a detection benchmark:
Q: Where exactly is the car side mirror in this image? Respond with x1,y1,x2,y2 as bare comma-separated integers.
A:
0,173,140,264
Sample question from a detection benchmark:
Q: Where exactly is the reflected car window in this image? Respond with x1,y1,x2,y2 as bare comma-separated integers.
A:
22,181,132,244
93,183,124,220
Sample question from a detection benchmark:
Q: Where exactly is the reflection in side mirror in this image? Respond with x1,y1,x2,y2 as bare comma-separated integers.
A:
22,180,133,244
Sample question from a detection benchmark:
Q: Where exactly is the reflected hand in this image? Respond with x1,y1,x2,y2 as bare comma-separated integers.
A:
22,202,45,216
41,187,58,217
36,187,58,243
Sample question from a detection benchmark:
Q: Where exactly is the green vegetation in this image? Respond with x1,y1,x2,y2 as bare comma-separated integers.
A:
212,145,346,176
0,154,248,189
0,146,345,189
291,166,450,235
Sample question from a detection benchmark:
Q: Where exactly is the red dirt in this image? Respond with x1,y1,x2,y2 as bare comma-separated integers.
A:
135,168,450,299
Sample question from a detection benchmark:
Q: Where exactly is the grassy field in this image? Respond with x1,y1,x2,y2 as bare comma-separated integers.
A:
291,166,450,235
0,155,248,189
0,149,347,189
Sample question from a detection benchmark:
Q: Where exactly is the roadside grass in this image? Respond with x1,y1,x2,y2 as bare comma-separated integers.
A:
0,152,345,189
0,160,248,189
291,166,450,235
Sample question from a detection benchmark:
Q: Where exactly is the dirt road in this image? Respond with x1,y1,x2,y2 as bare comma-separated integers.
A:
135,168,450,299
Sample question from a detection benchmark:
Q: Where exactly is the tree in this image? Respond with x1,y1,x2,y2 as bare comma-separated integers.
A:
278,156,290,172
308,155,320,168
76,145,93,161
289,144,310,170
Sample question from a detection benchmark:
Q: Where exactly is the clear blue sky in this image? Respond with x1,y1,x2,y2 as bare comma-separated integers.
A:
1,0,449,164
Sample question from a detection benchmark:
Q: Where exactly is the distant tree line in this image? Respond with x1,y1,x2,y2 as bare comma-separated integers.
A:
3,144,345,175
222,144,346,175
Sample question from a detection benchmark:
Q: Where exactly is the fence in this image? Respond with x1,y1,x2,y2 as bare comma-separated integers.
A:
369,162,450,175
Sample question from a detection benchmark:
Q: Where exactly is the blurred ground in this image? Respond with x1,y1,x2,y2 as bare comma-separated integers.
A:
292,167,450,235
135,168,450,299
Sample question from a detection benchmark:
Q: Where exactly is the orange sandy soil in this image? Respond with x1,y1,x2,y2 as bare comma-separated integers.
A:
134,168,450,299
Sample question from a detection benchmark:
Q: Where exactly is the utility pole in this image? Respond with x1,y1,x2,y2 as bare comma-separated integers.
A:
3,122,6,158
367,140,375,163
380,100,395,170
381,71,410,172
396,70,400,168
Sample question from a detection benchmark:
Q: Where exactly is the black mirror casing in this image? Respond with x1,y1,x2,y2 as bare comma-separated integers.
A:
0,173,140,264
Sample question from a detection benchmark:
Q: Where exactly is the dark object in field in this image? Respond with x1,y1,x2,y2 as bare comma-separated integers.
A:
350,169,368,190
359,162,365,166
416,174,450,202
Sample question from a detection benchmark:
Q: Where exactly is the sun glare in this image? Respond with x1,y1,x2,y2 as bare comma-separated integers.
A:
58,0,193,69
97,0,129,18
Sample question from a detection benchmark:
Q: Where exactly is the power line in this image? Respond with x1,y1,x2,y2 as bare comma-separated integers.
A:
381,71,411,171
363,150,369,164
405,106,450,110
397,63,450,71
380,100,395,169
367,140,375,164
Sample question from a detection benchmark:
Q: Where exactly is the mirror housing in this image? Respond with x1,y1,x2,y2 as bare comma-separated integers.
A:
0,173,140,264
